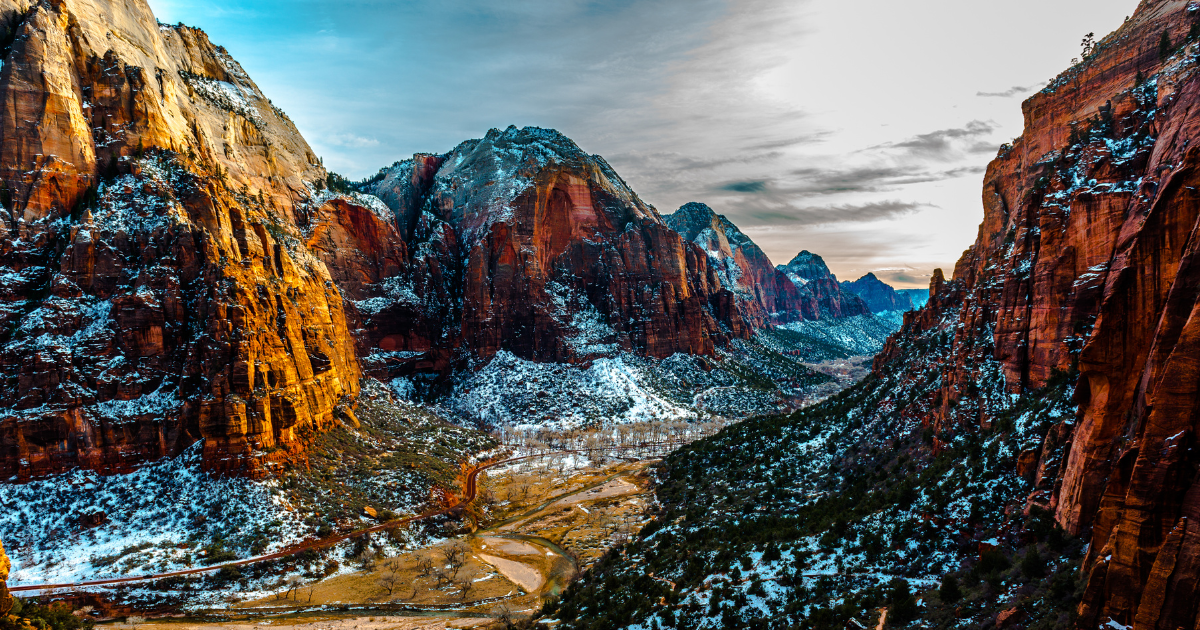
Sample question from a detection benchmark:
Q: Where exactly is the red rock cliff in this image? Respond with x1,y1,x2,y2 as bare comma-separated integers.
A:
664,202,868,327
0,0,361,478
875,1,1200,627
339,127,748,383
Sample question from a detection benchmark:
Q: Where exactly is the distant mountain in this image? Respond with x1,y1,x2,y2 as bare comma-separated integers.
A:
348,127,748,381
840,272,913,313
665,203,867,327
776,251,870,319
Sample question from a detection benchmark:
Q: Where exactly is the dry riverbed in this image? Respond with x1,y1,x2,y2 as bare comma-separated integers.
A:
222,456,657,627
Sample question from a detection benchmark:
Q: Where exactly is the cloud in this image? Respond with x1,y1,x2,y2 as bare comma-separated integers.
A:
325,133,381,148
872,120,999,160
780,165,984,196
719,180,769,193
742,199,930,227
744,132,834,151
976,84,1041,98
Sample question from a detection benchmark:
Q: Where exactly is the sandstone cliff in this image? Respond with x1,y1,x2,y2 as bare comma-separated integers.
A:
873,1,1200,627
665,202,801,328
340,127,749,384
0,0,361,478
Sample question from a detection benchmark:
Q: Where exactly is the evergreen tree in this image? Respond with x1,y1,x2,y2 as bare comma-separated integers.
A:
1160,30,1174,61
939,575,962,604
888,578,919,625
1021,546,1046,578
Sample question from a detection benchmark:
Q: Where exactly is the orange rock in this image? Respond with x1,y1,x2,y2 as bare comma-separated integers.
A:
0,0,359,478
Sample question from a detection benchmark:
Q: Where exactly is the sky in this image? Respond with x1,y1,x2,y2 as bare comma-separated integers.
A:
147,0,1134,288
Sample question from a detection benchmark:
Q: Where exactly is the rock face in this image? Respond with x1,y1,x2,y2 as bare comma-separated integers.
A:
664,202,829,327
0,0,361,478
338,127,748,384
777,251,869,320
873,1,1200,627
840,273,912,313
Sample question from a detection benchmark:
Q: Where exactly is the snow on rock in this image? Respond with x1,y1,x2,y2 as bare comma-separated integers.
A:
779,314,901,356
450,351,697,429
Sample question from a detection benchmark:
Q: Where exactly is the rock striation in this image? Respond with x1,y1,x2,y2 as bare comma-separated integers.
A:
0,0,361,478
664,202,865,327
872,1,1200,627
840,273,913,313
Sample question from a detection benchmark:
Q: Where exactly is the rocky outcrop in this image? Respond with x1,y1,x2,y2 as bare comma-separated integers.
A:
0,0,360,478
840,273,912,313
873,1,1200,627
338,127,748,383
778,251,869,320
664,202,810,327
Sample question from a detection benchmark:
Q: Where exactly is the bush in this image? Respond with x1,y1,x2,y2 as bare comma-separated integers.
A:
978,547,1010,576
0,600,92,630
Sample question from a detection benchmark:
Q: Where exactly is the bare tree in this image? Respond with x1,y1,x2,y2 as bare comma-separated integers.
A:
432,565,451,587
284,575,305,600
457,578,475,601
496,604,516,626
416,555,434,577
356,548,378,571
375,558,403,597
442,542,468,578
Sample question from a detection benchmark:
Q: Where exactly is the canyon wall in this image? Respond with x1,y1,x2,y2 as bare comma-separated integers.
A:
0,0,361,478
875,1,1200,627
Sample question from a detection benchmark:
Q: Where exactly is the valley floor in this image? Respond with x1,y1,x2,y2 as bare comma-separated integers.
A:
65,452,661,629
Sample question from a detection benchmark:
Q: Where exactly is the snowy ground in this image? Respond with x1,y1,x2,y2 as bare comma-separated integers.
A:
440,340,827,431
0,443,305,587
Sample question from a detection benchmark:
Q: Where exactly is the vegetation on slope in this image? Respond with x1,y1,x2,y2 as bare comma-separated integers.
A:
540,300,1084,630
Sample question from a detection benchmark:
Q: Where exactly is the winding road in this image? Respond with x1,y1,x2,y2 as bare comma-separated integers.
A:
11,443,672,594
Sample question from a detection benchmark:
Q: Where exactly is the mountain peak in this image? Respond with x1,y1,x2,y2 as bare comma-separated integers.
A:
663,202,720,242
840,272,912,313
782,250,834,282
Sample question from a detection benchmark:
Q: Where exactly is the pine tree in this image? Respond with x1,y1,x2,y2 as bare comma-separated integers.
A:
1160,30,1174,61
889,578,919,624
1021,546,1046,578
939,575,962,604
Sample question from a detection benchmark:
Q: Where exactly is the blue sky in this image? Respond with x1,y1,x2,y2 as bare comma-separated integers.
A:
148,0,1133,287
